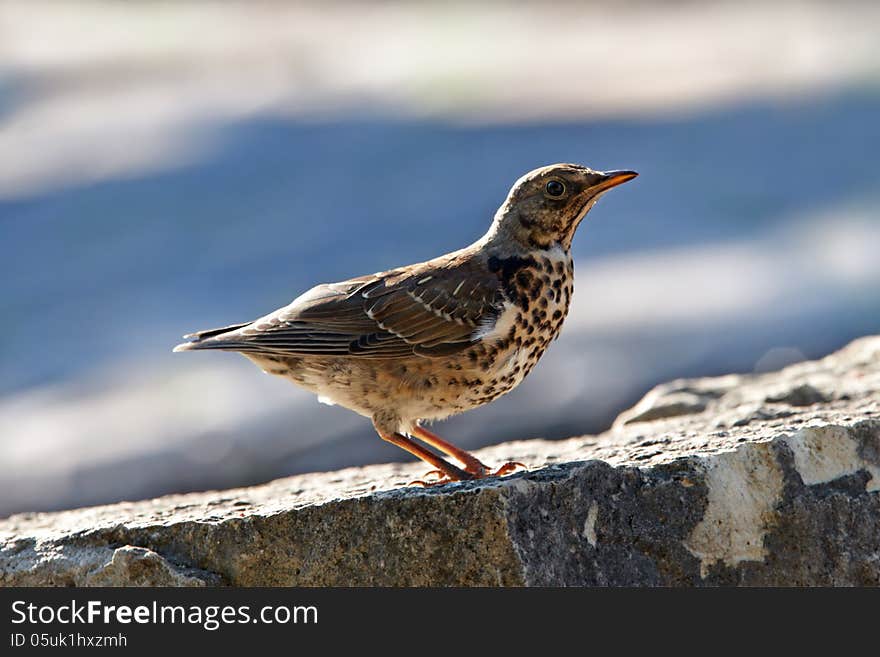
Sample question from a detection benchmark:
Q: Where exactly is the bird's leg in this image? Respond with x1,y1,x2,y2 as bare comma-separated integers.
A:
375,429,473,486
412,426,526,478
411,426,489,475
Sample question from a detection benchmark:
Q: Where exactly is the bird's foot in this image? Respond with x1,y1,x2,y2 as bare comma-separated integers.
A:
409,461,526,487
463,459,527,478
408,469,450,487
490,461,527,477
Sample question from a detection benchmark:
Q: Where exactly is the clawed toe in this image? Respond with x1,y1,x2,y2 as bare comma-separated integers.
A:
492,461,526,477
409,476,452,487
408,461,526,486
409,469,451,487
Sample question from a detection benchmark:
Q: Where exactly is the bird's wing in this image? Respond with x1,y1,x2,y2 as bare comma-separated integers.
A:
183,252,505,358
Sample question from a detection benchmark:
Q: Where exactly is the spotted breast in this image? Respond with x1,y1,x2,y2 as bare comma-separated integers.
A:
456,245,574,409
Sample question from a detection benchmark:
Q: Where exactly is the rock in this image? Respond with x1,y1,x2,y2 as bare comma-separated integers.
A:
2,336,879,586
2,540,220,587
612,376,737,426
765,383,830,407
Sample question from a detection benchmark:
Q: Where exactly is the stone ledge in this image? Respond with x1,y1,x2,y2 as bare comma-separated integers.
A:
2,336,879,586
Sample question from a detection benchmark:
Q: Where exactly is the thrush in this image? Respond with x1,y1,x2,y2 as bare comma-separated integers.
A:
174,163,637,484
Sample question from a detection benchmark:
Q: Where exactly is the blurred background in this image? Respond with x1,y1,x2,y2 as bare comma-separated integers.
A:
1,0,879,517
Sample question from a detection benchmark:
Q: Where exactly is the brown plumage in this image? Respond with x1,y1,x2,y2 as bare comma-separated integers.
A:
175,163,637,484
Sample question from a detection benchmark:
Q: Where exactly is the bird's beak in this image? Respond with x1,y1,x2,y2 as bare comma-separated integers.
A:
592,170,638,193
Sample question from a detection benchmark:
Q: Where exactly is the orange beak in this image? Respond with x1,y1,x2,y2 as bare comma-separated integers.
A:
592,170,638,193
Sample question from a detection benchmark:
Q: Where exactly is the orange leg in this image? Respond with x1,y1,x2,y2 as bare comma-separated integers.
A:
375,429,473,483
412,426,526,479
411,425,489,475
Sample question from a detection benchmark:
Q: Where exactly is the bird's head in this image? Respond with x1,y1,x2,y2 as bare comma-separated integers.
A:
489,163,637,251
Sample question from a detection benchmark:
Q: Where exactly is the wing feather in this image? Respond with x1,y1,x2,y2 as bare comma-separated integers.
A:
178,251,505,358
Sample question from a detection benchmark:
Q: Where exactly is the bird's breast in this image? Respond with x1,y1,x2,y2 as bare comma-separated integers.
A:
462,248,574,406
498,246,574,341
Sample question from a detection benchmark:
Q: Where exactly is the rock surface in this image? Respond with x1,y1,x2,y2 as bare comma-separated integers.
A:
2,336,879,586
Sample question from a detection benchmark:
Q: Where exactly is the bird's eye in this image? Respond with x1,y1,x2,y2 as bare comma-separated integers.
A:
545,180,566,197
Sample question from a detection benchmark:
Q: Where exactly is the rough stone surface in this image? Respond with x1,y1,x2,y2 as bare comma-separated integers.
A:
2,336,879,586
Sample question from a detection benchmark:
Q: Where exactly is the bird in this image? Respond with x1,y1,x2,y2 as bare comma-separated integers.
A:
174,163,637,485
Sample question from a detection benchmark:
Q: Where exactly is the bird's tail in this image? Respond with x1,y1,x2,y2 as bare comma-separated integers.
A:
172,322,251,352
